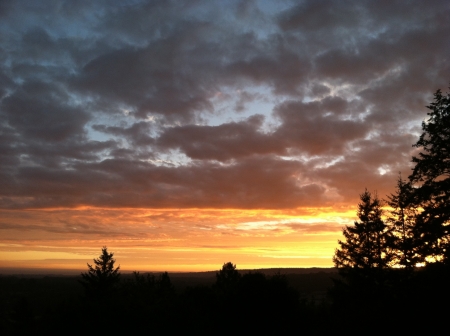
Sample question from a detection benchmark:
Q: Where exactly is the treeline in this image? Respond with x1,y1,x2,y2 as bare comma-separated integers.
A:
330,87,450,330
1,255,335,335
333,87,450,271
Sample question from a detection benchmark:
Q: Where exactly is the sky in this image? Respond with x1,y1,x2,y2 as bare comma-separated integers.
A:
1,0,449,273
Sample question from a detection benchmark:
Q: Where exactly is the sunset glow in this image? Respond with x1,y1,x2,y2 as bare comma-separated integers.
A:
0,207,354,272
1,0,449,273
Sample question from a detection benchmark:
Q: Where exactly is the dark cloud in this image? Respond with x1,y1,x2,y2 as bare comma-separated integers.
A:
273,98,370,155
279,0,366,29
76,41,215,122
93,121,155,147
0,0,449,211
2,81,90,142
0,155,334,209
156,115,285,161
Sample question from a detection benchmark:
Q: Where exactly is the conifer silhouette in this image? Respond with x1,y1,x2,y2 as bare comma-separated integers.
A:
80,246,120,299
333,190,394,282
410,88,450,263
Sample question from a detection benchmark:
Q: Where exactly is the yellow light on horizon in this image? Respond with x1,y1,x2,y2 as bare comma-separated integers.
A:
0,206,355,272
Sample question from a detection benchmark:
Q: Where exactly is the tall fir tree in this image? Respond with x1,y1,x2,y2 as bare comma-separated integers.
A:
386,176,421,268
409,88,450,264
333,189,394,282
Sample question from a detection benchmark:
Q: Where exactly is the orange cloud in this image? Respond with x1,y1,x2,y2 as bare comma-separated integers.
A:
0,207,354,272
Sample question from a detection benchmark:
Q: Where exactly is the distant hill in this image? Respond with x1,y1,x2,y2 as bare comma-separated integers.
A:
0,266,337,277
161,267,338,295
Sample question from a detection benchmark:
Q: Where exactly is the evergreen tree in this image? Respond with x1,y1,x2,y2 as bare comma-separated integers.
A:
333,190,394,282
80,246,120,299
386,176,421,268
215,262,241,293
331,190,396,324
409,88,450,263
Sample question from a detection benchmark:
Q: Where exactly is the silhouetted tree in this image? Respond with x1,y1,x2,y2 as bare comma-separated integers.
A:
156,272,175,297
409,88,450,264
215,262,241,291
330,85,450,332
333,189,394,283
80,246,120,299
331,191,399,329
131,271,156,290
386,175,421,268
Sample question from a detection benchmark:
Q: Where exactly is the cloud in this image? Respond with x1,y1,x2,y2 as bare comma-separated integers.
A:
2,81,90,142
0,155,335,209
93,121,155,147
273,98,370,155
0,0,449,213
156,114,285,161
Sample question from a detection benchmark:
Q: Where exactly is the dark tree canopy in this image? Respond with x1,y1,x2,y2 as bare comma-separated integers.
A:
333,190,394,280
80,246,120,299
386,176,421,268
330,85,450,332
411,89,450,184
410,88,450,263
215,262,241,292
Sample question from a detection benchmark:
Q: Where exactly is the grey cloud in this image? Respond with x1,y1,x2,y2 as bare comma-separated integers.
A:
274,98,370,155
0,156,329,209
0,0,449,210
156,95,370,160
93,121,155,147
278,0,365,33
0,72,15,98
308,131,418,202
2,81,90,142
156,115,285,161
74,28,218,122
224,34,312,95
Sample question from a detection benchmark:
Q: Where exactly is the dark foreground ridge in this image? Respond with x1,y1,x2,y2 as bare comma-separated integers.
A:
0,260,339,335
2,254,447,334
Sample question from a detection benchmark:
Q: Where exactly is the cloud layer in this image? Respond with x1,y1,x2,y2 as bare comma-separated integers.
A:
1,0,449,211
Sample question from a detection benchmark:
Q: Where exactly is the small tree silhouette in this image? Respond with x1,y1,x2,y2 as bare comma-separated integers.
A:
156,271,174,295
80,246,120,299
215,262,241,293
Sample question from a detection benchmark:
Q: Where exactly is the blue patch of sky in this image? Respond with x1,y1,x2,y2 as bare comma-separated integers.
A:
205,84,282,132
86,125,111,144
148,149,192,167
